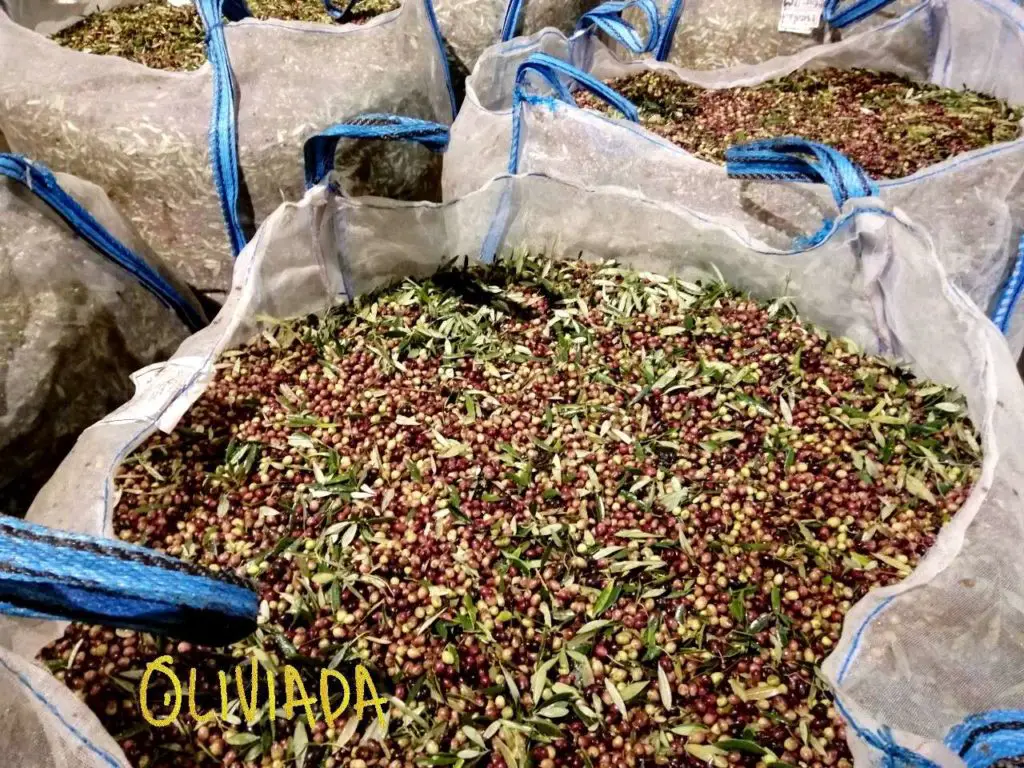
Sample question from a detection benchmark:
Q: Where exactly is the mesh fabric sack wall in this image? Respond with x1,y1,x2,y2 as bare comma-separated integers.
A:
648,0,922,70
435,0,599,77
0,0,455,294
5,160,1024,765
444,0,1024,353
0,154,204,519
0,643,130,768
0,0,136,34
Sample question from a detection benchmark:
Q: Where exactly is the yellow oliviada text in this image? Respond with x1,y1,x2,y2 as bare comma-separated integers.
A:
139,655,388,729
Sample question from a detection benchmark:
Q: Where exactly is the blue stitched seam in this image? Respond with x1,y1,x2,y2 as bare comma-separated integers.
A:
833,697,939,768
971,0,1024,32
419,0,457,118
0,654,123,768
879,139,1024,188
837,596,895,682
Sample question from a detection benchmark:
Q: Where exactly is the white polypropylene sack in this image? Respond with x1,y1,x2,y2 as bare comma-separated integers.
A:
0,167,197,517
5,168,1024,767
446,0,1024,354
0,0,455,292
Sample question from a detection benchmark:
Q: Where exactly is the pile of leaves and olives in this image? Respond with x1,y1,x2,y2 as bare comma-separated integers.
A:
43,253,983,768
53,0,401,71
575,68,1023,179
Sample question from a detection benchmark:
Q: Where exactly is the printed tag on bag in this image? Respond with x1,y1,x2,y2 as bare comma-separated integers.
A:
778,0,825,34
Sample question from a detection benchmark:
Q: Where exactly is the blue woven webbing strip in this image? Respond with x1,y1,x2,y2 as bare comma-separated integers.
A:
303,114,449,190
0,516,257,646
195,0,254,257
726,137,878,207
575,0,662,54
726,137,879,249
947,710,1024,768
509,53,639,174
0,154,205,331
655,0,685,59
322,0,356,20
501,0,526,41
824,0,901,28
991,234,1024,334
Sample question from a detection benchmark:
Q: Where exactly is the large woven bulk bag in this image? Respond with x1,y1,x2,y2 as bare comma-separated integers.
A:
444,0,1024,353
3,147,1023,767
651,0,922,70
0,153,205,518
0,0,455,293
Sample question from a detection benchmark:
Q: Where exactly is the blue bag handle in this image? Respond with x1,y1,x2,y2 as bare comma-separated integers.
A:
322,0,364,22
655,0,684,60
946,709,1024,768
653,0,898,60
194,0,254,257
501,0,526,40
823,0,900,28
322,0,351,20
0,154,206,332
303,114,450,190
725,137,879,248
220,0,252,19
575,0,662,55
991,236,1024,336
510,53,639,173
0,516,258,646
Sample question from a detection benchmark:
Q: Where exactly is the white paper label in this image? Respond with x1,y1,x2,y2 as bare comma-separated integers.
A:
778,0,825,34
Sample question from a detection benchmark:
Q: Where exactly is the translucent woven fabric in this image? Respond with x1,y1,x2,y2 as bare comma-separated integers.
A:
0,169,194,518
0,0,454,292
445,0,1024,354
647,0,922,70
435,0,598,73
7,169,1023,767
0,645,129,768
0,0,137,34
